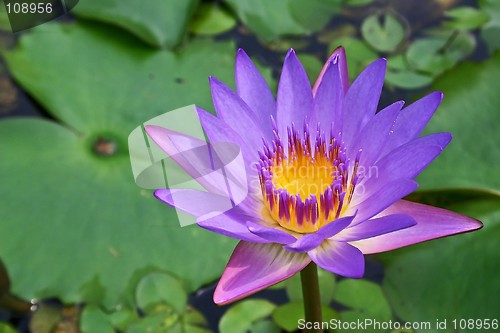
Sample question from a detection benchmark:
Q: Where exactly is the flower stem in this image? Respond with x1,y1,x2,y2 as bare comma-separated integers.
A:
300,262,323,333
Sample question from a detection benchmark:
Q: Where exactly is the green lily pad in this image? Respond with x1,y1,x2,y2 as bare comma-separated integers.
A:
444,6,490,30
285,269,336,305
361,12,406,53
219,299,276,333
0,22,247,308
382,195,500,328
417,53,500,194
189,3,236,36
406,31,476,76
107,307,138,331
479,0,500,51
251,320,281,333
73,0,198,48
386,55,434,89
272,301,338,332
333,279,392,327
135,272,187,315
224,0,341,42
80,305,115,333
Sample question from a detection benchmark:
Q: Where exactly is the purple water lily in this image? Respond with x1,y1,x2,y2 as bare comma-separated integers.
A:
145,47,482,305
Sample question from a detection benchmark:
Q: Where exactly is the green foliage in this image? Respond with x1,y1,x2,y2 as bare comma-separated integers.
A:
219,299,276,333
272,301,338,332
479,0,500,51
224,0,342,42
73,0,199,48
0,323,16,333
418,53,500,194
0,22,242,308
135,272,187,314
333,279,392,328
382,197,500,328
361,12,406,53
190,3,236,36
444,6,490,30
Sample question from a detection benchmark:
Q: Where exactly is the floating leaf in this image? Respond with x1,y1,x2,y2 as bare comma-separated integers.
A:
219,299,276,333
107,307,138,331
479,0,500,51
285,269,336,305
444,6,490,30
224,0,341,42
344,0,374,6
124,308,178,333
406,31,475,76
361,12,406,53
334,279,392,326
189,3,236,36
417,53,500,194
382,196,500,327
386,56,434,89
135,272,187,315
0,22,250,308
80,305,114,333
73,0,198,48
272,301,338,332
251,320,281,333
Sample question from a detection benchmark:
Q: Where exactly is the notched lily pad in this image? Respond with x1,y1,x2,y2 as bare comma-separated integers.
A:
73,0,198,48
0,22,250,309
361,11,406,53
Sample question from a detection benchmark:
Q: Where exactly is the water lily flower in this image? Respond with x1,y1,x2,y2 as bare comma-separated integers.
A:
145,47,482,305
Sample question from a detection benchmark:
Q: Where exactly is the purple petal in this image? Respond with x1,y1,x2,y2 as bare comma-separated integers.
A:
154,189,234,218
347,179,418,224
145,125,232,194
350,101,404,166
276,49,314,141
360,133,451,197
313,46,349,95
214,241,310,304
246,221,296,244
235,49,276,134
335,214,416,242
196,208,268,243
284,215,355,252
350,200,483,254
342,59,386,149
210,77,271,145
196,107,257,166
308,240,364,278
311,59,343,138
381,91,443,156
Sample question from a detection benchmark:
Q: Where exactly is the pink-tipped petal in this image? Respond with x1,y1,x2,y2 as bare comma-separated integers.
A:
308,240,364,278
350,200,483,254
381,91,444,156
342,58,386,149
214,241,310,304
235,49,276,133
335,214,416,242
276,49,314,141
312,59,343,137
313,46,349,95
